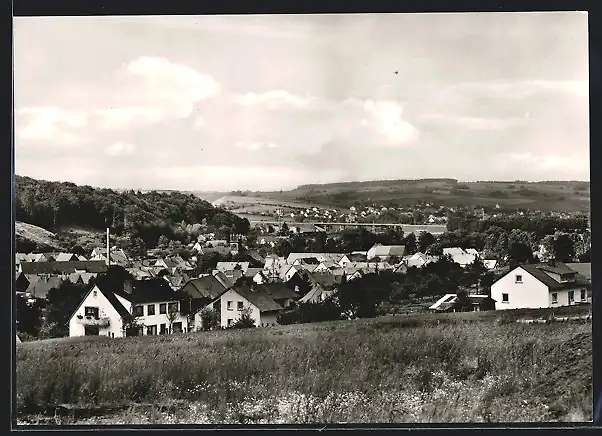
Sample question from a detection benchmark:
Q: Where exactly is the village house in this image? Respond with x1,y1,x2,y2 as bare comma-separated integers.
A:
90,247,131,266
68,278,190,338
366,244,406,261
201,286,284,328
216,262,250,275
490,261,590,310
442,247,478,268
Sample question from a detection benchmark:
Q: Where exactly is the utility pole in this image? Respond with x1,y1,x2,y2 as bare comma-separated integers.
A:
106,227,110,267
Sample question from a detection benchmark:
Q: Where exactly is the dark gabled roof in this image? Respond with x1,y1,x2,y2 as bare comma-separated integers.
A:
112,278,178,304
20,260,107,275
244,267,264,277
257,282,300,300
310,273,340,289
71,283,133,323
348,253,368,262
213,271,234,289
232,287,283,312
96,285,133,321
247,250,266,264
566,263,591,281
181,276,228,300
536,262,578,276
25,276,64,299
520,264,589,291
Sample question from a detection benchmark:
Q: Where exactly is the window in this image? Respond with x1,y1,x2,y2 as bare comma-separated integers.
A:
237,301,244,311
146,325,157,335
160,324,167,334
552,293,558,304
172,322,183,333
93,290,98,297
168,302,179,313
147,304,155,316
515,275,523,283
227,301,233,311
502,293,509,303
581,290,586,301
569,291,575,303
159,303,167,314
227,319,233,326
84,307,99,318
133,305,144,317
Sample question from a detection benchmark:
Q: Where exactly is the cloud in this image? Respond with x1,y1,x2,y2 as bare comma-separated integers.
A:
445,80,589,100
509,153,533,161
105,141,136,156
92,56,221,129
361,100,419,145
16,107,88,144
235,141,277,151
421,113,521,130
233,90,314,109
193,116,205,128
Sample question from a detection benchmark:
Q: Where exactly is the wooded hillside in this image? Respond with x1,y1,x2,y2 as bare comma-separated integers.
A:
15,176,250,249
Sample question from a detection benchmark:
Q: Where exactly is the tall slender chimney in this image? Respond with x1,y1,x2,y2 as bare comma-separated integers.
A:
106,227,110,267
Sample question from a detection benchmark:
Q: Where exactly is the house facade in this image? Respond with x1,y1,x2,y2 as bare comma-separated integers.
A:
490,262,590,310
200,288,282,328
69,279,190,338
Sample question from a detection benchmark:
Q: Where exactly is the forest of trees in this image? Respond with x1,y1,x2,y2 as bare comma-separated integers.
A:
15,176,250,250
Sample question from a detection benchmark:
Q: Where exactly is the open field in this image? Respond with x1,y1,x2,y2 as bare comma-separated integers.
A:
16,306,592,425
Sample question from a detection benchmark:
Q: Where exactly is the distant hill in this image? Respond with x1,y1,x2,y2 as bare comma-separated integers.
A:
14,176,250,250
253,178,590,213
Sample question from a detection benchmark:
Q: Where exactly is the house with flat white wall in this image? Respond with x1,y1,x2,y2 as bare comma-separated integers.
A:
200,286,283,328
69,278,190,338
490,262,590,310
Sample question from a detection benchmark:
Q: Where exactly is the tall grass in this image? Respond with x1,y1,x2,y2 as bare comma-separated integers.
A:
16,312,592,424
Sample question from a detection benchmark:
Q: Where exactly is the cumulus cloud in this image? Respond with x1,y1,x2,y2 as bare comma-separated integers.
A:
361,100,419,145
16,106,88,144
105,141,136,156
93,56,221,129
233,90,313,109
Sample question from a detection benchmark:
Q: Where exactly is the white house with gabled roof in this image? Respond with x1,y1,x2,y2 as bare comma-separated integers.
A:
490,262,590,310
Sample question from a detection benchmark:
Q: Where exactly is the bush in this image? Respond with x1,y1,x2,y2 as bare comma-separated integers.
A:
231,307,256,329
199,307,220,331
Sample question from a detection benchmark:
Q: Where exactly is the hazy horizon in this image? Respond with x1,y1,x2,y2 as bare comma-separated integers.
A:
14,13,590,191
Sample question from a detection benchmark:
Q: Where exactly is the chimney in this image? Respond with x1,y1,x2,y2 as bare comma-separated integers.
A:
124,279,134,294
106,228,110,267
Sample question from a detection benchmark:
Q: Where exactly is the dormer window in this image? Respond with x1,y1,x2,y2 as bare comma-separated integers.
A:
515,275,523,283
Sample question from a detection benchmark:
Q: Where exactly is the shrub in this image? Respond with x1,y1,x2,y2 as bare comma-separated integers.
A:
231,307,256,329
199,307,220,331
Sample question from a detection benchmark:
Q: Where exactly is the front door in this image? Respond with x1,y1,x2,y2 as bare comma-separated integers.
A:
84,326,100,336
172,322,183,333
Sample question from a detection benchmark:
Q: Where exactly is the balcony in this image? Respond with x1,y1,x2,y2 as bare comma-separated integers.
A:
76,315,110,327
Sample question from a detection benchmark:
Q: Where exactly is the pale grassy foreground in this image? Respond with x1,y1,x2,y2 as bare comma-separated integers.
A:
16,310,592,425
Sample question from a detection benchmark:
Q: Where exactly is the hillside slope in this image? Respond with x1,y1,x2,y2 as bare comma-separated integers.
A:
15,221,62,252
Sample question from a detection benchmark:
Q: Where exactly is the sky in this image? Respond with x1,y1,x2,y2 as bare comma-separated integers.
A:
13,12,590,191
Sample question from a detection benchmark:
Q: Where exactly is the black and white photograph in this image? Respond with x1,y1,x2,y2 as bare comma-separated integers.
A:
13,12,592,425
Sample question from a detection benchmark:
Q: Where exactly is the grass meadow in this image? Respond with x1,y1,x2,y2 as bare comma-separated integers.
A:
16,308,592,425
